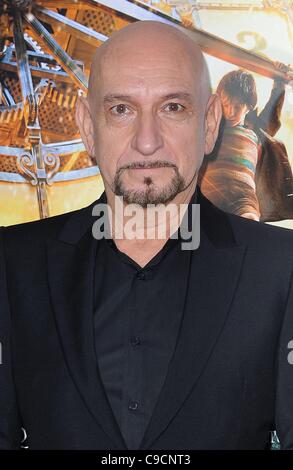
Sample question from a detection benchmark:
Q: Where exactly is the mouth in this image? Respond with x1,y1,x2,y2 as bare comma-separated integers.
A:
127,165,171,172
131,166,162,170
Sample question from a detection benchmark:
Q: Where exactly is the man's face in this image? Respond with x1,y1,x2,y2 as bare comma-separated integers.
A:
77,29,220,207
220,91,249,127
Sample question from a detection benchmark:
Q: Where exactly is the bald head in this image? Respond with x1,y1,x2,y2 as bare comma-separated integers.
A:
88,20,211,109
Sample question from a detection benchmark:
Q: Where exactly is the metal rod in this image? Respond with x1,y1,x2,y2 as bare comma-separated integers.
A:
36,0,94,8
12,9,50,218
23,11,88,91
12,9,38,124
34,5,108,47
0,61,79,84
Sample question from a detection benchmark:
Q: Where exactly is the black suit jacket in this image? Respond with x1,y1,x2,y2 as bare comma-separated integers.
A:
1,187,293,450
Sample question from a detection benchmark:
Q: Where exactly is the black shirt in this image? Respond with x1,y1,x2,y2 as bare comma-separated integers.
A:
93,188,197,449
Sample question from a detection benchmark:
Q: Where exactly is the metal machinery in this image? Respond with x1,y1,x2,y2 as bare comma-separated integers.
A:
0,0,292,223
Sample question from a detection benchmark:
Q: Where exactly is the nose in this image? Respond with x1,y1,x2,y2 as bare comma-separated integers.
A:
131,110,164,156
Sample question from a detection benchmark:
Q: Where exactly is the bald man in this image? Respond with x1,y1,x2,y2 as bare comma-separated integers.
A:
0,21,293,451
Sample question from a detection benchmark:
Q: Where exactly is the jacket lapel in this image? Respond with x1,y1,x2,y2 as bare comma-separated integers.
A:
139,190,247,449
46,194,127,449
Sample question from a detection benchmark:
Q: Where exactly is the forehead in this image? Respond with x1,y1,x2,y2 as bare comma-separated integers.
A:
97,44,198,98
220,92,245,106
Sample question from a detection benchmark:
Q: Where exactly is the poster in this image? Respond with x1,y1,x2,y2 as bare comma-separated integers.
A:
0,0,292,228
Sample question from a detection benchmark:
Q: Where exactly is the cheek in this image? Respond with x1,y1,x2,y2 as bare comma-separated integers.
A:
94,126,132,179
172,118,202,143
167,127,204,168
94,125,121,159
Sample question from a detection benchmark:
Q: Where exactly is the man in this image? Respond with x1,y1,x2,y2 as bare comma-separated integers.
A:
0,20,293,450
199,67,293,222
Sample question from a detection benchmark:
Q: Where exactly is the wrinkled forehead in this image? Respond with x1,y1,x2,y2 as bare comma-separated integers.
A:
89,38,206,106
107,59,195,94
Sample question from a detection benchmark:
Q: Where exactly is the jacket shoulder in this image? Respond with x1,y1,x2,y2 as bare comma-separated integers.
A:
227,211,293,253
1,201,95,249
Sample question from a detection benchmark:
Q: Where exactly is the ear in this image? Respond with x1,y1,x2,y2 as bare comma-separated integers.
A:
75,96,95,157
204,93,222,155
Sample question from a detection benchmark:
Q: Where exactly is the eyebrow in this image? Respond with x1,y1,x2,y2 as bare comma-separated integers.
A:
102,92,194,104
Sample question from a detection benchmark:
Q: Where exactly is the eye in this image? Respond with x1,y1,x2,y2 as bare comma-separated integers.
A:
110,104,131,115
164,102,185,113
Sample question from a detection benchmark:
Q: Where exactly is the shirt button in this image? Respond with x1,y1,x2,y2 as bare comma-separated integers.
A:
130,336,141,347
128,400,139,411
137,271,145,280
